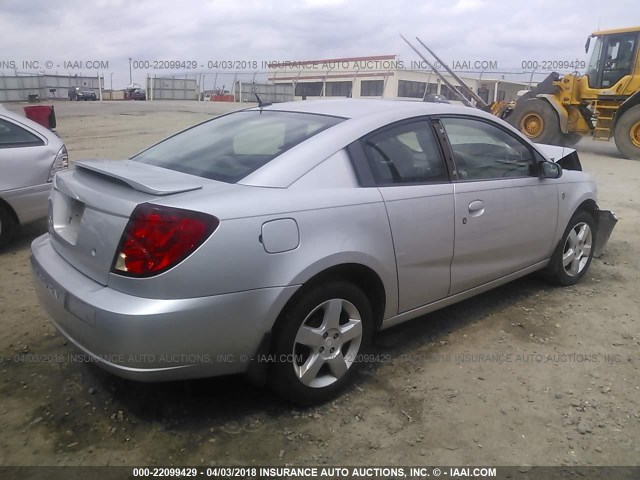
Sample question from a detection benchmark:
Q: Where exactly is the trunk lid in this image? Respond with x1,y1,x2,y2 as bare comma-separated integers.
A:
49,160,208,285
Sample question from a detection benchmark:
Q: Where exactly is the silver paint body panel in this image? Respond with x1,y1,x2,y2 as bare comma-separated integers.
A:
0,105,65,224
31,99,606,380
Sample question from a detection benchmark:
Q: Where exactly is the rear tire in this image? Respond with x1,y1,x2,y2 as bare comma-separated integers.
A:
614,105,640,159
509,98,563,144
269,280,372,405
0,204,15,249
544,210,596,286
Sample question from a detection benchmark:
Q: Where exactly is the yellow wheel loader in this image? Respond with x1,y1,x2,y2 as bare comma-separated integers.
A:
402,27,640,159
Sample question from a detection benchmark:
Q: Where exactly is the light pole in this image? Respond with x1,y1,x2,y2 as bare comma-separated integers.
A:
128,57,132,85
110,72,113,91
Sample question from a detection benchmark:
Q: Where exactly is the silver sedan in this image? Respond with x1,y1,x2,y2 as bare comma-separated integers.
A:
0,105,68,247
31,99,615,404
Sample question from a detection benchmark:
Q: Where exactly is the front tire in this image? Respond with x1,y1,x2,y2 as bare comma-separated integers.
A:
545,210,596,286
509,98,562,144
614,105,640,159
269,281,372,405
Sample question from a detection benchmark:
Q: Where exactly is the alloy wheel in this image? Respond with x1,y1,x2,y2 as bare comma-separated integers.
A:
562,222,592,277
292,298,363,388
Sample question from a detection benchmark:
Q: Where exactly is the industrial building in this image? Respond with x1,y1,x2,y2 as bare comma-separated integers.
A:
268,54,531,104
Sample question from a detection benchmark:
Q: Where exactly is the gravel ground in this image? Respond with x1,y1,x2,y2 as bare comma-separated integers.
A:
0,100,638,467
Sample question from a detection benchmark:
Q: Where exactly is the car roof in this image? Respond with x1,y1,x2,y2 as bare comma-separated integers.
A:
249,98,475,119
241,98,523,188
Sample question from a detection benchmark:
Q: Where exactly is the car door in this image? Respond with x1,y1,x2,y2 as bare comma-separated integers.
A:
437,116,558,295
356,118,455,313
0,116,47,192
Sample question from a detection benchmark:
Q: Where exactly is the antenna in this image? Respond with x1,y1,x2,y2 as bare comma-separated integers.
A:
255,93,272,108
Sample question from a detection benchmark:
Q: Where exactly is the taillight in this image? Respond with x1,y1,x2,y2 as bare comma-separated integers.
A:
48,145,69,182
112,204,219,277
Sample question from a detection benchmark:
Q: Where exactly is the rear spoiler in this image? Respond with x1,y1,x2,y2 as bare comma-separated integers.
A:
74,160,203,195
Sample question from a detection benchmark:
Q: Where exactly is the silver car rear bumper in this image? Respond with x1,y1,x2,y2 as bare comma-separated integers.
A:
30,234,297,381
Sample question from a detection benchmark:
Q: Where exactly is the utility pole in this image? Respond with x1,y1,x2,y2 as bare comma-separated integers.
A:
129,57,132,85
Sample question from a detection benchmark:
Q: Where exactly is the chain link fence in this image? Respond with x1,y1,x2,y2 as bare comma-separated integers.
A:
1,68,556,104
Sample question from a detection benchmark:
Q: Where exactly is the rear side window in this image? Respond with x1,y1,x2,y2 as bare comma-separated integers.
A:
133,111,344,183
0,118,44,148
361,120,448,185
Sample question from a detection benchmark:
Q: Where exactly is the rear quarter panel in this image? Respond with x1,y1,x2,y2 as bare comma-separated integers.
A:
0,183,51,224
0,112,63,224
0,144,55,191
106,186,399,324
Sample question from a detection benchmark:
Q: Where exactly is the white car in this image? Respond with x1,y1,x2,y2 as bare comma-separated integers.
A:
0,105,69,246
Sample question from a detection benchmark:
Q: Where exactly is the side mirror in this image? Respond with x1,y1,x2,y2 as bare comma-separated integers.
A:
539,161,562,179
585,36,591,54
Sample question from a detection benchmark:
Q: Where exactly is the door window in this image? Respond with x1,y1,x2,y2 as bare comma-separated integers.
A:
361,121,448,185
440,117,536,180
601,34,637,87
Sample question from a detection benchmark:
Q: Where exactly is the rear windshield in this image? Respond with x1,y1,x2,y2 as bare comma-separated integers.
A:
133,110,344,183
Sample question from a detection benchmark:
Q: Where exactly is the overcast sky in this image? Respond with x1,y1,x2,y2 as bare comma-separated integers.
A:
1,0,639,88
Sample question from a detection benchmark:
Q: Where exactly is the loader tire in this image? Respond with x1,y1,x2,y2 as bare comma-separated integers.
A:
614,105,640,160
560,133,582,147
509,98,562,145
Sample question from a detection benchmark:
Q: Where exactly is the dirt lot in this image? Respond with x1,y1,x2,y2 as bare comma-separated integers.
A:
0,100,638,468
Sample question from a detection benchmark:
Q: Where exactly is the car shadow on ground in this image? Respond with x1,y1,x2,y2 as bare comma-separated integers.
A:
78,273,554,427
0,219,48,254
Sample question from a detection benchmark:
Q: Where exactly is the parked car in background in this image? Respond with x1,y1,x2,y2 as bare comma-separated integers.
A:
0,105,68,247
423,93,450,103
31,99,615,404
130,88,146,100
68,86,97,101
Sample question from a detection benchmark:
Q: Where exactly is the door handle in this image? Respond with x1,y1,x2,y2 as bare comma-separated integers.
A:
468,200,485,217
